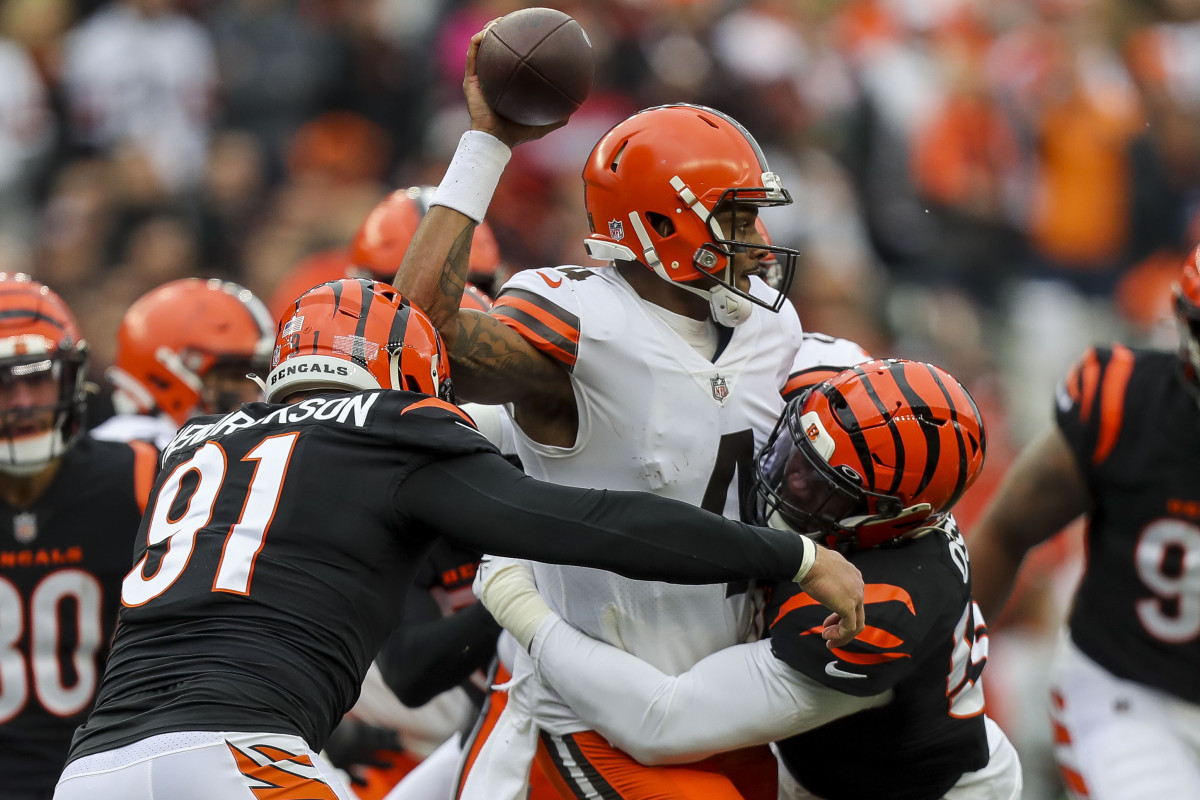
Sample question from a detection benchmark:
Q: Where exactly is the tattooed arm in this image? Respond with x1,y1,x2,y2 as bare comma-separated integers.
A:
394,27,576,443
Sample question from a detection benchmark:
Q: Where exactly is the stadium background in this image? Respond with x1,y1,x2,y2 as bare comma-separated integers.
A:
4,0,1197,796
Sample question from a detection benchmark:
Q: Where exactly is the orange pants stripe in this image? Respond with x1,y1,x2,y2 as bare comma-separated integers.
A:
536,729,778,800
455,663,559,800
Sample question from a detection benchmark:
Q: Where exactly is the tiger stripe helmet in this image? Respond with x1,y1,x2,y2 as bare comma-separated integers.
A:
348,186,502,286
752,358,986,550
0,273,89,474
266,279,452,404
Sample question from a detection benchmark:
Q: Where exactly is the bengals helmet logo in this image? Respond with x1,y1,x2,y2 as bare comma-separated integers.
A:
806,423,820,441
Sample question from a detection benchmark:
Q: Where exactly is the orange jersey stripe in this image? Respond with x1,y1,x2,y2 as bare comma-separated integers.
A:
856,624,904,649
493,295,580,343
1051,720,1072,745
494,314,577,367
772,582,915,627
401,397,476,424
829,647,910,665
129,439,158,516
1093,344,1134,464
1078,349,1101,424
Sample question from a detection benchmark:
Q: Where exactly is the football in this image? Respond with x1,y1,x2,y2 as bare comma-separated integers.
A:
476,7,595,127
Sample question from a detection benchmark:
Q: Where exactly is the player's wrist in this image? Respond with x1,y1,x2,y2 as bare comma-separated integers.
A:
792,535,818,584
432,130,512,224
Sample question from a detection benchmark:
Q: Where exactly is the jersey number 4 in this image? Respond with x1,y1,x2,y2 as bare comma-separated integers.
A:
121,433,299,606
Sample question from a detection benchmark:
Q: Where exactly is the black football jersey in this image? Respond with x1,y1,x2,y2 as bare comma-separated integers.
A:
768,519,989,800
70,388,820,763
0,436,153,795
1057,345,1200,702
69,390,499,761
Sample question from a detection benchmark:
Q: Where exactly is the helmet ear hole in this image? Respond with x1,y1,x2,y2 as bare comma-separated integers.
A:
646,212,674,237
404,375,422,393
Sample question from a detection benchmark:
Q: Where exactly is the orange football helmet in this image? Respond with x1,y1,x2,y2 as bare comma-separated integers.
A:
582,104,799,325
110,278,274,426
348,186,502,290
1175,243,1200,390
752,359,986,550
266,279,452,404
0,274,89,475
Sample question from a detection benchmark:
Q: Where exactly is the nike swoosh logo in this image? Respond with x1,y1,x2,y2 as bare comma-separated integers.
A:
825,661,866,679
538,271,563,288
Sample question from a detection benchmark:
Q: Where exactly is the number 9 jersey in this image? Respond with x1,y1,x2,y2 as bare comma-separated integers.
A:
1056,344,1200,703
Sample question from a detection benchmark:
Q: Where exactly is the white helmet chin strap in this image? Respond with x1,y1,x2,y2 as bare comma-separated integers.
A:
0,429,64,477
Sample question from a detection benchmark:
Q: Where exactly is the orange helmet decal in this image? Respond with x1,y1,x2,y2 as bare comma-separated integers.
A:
111,278,274,426
753,359,986,550
348,187,502,283
266,279,452,404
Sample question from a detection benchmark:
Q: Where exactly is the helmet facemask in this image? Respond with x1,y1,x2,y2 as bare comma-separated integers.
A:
752,400,907,548
0,351,88,477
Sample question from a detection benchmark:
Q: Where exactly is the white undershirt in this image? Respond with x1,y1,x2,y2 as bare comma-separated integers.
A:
646,303,719,361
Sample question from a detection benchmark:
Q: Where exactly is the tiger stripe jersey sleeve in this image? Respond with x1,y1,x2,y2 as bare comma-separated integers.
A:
782,333,871,401
1054,344,1139,468
766,519,973,698
491,269,583,370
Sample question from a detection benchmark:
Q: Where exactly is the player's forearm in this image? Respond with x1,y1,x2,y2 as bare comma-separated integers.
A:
400,454,813,584
393,206,474,337
394,130,511,335
529,619,885,764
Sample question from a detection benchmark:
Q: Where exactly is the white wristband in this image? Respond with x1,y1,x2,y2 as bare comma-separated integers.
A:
431,130,512,223
792,535,818,583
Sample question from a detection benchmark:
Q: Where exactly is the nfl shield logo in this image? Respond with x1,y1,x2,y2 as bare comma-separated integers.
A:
710,375,729,401
608,219,625,242
13,512,36,544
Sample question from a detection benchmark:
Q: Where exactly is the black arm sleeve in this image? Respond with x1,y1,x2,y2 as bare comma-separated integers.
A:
396,452,810,584
376,602,501,707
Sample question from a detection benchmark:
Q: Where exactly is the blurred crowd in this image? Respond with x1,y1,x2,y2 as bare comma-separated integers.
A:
6,0,1200,796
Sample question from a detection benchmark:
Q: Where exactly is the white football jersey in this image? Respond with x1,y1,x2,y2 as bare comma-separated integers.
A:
493,267,804,698
90,412,178,450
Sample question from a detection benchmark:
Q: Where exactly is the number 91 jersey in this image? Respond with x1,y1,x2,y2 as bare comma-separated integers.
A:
1056,345,1200,703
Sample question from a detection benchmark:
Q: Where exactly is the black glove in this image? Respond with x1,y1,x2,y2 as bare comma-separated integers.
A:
323,718,403,786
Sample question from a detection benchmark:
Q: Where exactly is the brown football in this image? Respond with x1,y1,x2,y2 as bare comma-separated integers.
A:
476,7,595,127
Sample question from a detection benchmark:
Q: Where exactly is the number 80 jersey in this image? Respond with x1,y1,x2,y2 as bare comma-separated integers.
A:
1057,345,1200,704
